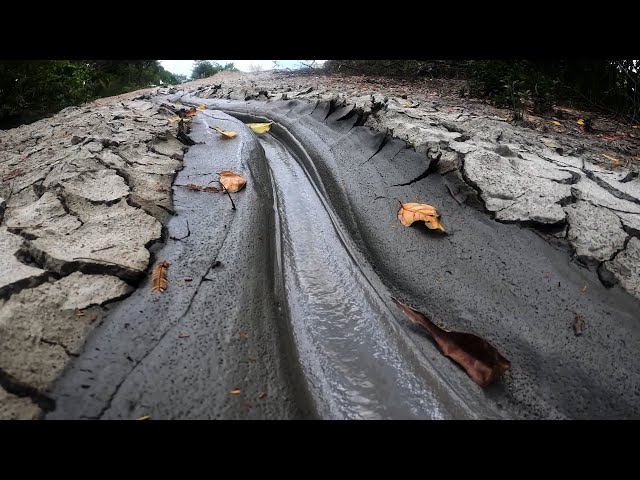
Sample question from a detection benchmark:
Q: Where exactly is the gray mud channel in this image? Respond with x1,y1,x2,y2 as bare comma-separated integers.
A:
48,97,640,419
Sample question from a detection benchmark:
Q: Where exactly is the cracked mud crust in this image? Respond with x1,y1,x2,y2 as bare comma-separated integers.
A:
0,97,186,418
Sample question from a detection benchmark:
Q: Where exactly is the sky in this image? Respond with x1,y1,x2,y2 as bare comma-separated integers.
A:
160,60,325,77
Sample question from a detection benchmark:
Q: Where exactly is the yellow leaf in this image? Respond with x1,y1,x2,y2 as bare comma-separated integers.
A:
168,116,181,123
551,120,562,126
602,153,621,166
230,389,241,395
136,415,150,421
246,122,273,134
196,104,206,110
213,126,237,139
577,119,585,125
218,170,247,193
397,203,445,233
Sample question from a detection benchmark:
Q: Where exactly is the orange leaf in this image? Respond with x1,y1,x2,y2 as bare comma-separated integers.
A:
392,298,510,387
151,261,170,293
217,170,246,193
397,203,445,232
184,107,197,117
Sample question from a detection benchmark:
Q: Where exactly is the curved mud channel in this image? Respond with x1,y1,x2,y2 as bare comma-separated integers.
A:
48,97,640,419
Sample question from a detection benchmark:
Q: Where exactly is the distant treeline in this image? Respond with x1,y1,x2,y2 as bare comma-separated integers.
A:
0,60,236,129
325,60,639,121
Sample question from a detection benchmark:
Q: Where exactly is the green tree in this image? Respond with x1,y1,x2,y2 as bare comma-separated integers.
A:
0,60,94,128
191,60,237,80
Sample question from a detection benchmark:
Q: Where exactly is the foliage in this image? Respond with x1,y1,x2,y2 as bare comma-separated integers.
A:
0,60,184,129
191,60,237,80
325,59,639,121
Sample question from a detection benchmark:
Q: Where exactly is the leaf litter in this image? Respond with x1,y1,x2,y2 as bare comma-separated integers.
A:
392,298,510,387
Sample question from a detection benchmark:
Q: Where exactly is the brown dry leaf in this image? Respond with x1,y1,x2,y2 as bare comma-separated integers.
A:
212,126,237,139
218,170,246,193
184,107,197,117
392,298,511,387
246,122,273,134
397,203,445,232
574,315,584,336
136,415,150,421
196,104,206,110
183,183,220,193
151,261,170,293
230,389,241,395
3,169,24,181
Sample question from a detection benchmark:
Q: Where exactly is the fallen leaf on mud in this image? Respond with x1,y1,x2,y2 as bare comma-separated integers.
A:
577,119,585,126
183,183,220,193
541,138,561,149
602,153,621,166
196,104,206,110
3,169,24,181
397,203,446,232
574,315,584,336
136,415,150,421
168,116,181,123
184,107,197,117
212,126,237,139
218,170,246,193
392,298,510,387
581,284,588,292
76,309,85,317
230,389,241,395
258,391,267,399
551,120,562,126
178,332,190,338
246,122,273,134
151,261,170,293
90,316,98,322
239,331,248,339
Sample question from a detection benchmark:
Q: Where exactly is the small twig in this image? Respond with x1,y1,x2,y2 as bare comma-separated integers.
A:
91,245,115,253
220,184,236,210
170,220,191,241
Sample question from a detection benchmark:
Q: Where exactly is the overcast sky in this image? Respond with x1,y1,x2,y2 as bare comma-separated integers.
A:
160,60,325,76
